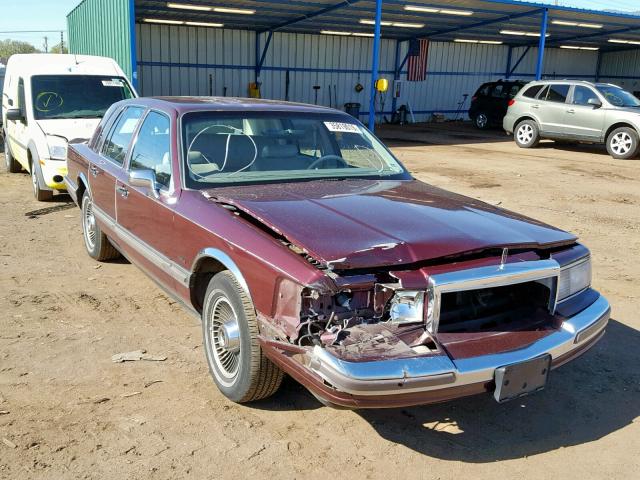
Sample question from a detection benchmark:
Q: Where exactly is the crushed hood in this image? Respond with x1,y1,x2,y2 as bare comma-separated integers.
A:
204,179,576,270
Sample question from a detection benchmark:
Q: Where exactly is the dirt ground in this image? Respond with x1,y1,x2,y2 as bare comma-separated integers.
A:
1,123,639,480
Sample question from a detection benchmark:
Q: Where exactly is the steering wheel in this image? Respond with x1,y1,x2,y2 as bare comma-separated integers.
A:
307,155,348,170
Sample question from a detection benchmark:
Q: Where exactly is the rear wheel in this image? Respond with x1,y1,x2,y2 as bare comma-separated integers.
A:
474,113,489,130
81,191,120,261
606,127,640,160
4,136,21,173
30,161,53,201
514,120,540,149
202,271,283,403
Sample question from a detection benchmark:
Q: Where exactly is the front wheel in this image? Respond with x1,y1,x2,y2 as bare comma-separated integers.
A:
514,120,540,149
474,113,489,130
31,162,53,201
606,127,640,160
81,191,120,261
202,271,283,403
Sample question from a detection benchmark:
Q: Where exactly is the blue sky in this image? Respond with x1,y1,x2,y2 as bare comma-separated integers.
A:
0,0,638,50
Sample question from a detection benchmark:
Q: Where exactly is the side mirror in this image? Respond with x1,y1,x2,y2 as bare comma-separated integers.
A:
588,98,602,108
6,108,24,122
129,169,160,198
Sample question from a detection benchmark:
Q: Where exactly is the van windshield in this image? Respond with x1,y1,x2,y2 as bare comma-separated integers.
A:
31,75,134,120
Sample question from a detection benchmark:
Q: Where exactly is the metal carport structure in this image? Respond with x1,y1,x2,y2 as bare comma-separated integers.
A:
68,0,640,131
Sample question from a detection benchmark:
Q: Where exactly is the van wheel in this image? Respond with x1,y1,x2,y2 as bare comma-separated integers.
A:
81,191,120,261
474,113,489,130
606,127,640,160
30,162,53,201
515,120,540,148
202,271,283,403
4,137,21,173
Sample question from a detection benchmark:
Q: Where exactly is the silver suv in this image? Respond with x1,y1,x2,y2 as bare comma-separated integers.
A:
503,80,640,160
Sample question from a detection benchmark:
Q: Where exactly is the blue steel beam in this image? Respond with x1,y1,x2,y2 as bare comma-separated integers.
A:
505,46,513,79
368,0,382,131
535,8,548,81
257,0,364,33
509,46,531,77
255,30,273,81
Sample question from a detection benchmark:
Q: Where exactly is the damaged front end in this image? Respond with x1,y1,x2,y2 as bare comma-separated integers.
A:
260,250,610,409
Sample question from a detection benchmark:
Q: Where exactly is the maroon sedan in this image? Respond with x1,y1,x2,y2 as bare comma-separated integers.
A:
65,97,610,408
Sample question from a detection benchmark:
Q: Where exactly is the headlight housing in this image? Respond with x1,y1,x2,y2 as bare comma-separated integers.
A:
47,135,68,160
558,257,591,301
389,290,425,324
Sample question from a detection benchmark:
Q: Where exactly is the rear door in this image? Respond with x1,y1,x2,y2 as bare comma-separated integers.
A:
90,106,144,221
564,85,606,140
535,83,571,136
7,77,29,168
116,110,180,290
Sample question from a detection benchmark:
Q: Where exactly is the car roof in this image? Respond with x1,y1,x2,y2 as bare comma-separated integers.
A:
129,96,346,115
4,54,123,77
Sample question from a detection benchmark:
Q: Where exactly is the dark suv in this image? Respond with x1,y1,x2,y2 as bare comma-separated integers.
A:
469,80,527,129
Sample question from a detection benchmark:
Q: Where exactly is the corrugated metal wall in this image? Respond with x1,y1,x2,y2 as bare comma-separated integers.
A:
67,0,135,82
134,23,600,122
599,49,640,94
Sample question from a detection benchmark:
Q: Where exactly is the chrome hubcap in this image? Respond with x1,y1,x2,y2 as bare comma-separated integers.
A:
517,124,534,144
83,197,97,250
209,297,241,384
476,114,488,128
611,132,633,155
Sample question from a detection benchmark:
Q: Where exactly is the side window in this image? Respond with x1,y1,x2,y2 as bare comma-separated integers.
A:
475,84,492,97
129,111,172,188
573,86,599,106
522,85,544,99
508,84,522,98
491,84,506,99
545,84,570,103
102,106,144,165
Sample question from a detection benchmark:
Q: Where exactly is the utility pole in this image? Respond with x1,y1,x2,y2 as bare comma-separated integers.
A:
60,31,64,53
43,36,48,53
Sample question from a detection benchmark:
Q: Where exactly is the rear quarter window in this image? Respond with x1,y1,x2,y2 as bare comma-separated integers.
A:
475,84,492,97
522,85,544,99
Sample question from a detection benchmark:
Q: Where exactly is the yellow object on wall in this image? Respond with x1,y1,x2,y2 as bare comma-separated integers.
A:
248,82,261,98
375,78,389,93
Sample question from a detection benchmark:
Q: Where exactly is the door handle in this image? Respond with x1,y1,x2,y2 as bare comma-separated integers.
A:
531,104,540,109
567,109,575,114
116,186,129,198
89,165,99,177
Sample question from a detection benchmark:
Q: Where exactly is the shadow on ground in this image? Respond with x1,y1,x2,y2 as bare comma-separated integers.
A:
354,319,639,462
378,121,512,148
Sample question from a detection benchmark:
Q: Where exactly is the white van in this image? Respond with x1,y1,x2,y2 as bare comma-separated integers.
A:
2,54,137,200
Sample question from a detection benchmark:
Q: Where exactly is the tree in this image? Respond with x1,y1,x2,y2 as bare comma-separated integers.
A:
0,39,39,60
50,42,68,54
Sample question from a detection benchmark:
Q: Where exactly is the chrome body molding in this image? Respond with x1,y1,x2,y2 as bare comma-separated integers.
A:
309,294,610,396
191,248,253,303
63,175,79,204
427,259,561,333
92,205,190,287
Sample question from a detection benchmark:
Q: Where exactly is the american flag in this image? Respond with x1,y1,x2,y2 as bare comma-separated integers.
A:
407,38,430,82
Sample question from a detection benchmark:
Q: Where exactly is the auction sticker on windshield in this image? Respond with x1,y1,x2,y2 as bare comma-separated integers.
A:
102,79,124,87
324,122,361,133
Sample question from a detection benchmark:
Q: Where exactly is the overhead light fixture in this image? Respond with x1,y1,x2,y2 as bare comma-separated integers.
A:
321,30,353,36
353,32,375,37
167,3,255,14
143,18,185,25
213,7,255,15
359,19,424,28
560,45,599,51
454,38,503,45
167,2,210,11
404,5,473,16
185,21,224,27
551,20,603,29
500,29,550,38
608,38,640,45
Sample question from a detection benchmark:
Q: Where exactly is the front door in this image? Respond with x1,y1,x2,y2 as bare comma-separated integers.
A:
116,110,180,290
564,85,606,141
7,78,30,168
90,106,145,221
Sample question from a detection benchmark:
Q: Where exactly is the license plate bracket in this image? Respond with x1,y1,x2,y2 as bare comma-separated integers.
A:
494,354,551,403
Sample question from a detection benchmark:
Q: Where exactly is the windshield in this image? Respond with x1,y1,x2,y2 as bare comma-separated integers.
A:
31,75,134,120
181,112,409,188
596,85,640,108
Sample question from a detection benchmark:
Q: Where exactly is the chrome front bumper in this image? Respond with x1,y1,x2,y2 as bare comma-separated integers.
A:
309,294,610,397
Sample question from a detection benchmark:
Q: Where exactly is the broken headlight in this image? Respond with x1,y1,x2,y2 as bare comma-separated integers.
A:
389,290,425,324
558,257,591,301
